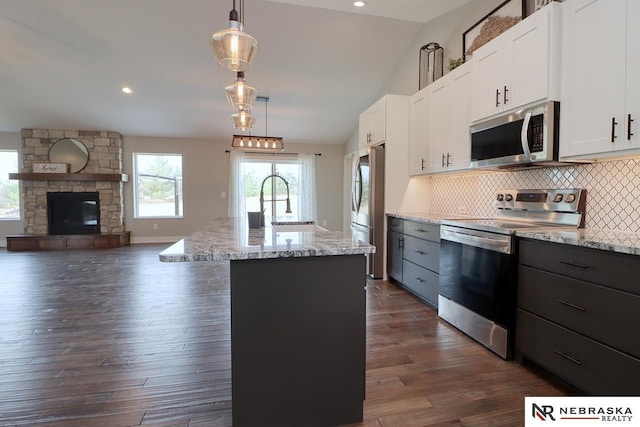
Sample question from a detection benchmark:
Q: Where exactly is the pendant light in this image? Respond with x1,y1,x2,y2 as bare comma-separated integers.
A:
231,96,284,152
231,107,256,131
225,71,257,111
210,0,258,72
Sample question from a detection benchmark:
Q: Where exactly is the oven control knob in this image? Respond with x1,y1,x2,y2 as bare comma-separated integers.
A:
565,193,576,203
504,194,513,202
553,193,563,203
496,194,504,202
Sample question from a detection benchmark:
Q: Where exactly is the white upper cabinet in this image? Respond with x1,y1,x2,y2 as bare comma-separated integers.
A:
471,3,561,123
359,97,386,147
427,63,472,174
560,0,640,159
408,87,428,175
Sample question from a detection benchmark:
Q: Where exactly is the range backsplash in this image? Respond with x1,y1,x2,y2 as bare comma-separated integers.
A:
429,159,640,232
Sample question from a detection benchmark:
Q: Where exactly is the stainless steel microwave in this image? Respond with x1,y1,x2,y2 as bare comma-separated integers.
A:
469,101,561,169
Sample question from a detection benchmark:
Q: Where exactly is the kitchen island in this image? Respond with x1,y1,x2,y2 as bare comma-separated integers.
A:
160,218,374,427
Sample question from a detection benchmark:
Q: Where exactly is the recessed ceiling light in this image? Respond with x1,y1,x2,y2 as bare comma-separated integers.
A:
121,86,133,94
353,1,366,7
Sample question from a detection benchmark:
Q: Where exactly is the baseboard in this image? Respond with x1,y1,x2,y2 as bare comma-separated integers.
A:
131,236,183,245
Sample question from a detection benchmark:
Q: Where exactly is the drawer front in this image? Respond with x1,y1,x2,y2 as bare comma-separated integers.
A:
519,239,640,296
517,310,640,395
388,217,403,233
404,221,440,243
519,265,640,359
403,235,439,272
402,260,438,306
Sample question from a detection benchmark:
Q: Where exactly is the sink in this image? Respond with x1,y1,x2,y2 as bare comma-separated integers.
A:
271,222,327,232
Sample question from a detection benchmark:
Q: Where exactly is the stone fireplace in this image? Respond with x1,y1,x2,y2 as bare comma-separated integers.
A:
19,128,125,235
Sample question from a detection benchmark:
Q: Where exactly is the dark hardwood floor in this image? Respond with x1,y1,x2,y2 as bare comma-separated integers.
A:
0,245,568,426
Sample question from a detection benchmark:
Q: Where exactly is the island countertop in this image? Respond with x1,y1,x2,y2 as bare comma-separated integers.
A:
159,217,375,262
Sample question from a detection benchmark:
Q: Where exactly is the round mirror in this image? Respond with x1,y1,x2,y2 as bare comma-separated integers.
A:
48,138,89,173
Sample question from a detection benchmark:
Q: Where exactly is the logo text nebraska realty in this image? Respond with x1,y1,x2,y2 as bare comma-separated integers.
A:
525,397,639,425
532,403,633,422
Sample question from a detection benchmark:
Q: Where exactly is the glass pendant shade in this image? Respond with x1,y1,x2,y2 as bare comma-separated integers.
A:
231,109,256,131
225,72,257,111
211,19,258,72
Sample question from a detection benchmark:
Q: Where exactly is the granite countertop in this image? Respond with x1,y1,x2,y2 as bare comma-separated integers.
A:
387,212,473,225
516,228,640,256
159,217,375,262
389,212,640,257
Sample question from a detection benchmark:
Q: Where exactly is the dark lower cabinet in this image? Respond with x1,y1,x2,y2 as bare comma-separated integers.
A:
387,216,439,307
516,239,640,394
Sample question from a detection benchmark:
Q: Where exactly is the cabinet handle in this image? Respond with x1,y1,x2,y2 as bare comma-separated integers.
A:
415,229,429,233
559,260,589,269
414,250,427,255
495,89,501,107
611,117,618,142
503,85,509,104
416,277,425,283
446,152,451,166
421,158,425,170
555,350,582,366
398,237,404,249
441,153,446,167
557,300,586,312
628,114,634,141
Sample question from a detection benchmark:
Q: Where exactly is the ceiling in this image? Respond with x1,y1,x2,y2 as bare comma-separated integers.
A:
0,0,472,145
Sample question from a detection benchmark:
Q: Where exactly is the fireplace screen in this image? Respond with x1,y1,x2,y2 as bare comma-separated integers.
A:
47,192,100,235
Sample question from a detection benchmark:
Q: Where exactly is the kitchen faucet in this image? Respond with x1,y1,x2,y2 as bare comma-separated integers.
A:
259,174,292,220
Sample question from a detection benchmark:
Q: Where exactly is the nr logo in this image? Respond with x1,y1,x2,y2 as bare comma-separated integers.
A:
533,403,556,421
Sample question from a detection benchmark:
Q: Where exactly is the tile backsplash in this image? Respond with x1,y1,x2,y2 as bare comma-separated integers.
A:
429,159,640,232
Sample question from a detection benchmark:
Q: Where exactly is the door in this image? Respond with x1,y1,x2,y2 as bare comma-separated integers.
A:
560,0,626,158
427,77,451,173
387,230,403,282
625,0,640,149
449,65,472,171
471,38,505,121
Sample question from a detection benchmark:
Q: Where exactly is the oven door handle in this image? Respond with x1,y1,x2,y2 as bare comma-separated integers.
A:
441,227,513,255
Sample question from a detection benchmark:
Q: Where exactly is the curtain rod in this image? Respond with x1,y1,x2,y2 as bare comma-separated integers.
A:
225,150,321,156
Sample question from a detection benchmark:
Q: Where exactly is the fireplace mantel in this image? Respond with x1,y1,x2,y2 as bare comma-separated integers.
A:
9,173,129,182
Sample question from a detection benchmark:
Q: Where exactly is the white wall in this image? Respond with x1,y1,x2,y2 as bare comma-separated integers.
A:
0,132,23,245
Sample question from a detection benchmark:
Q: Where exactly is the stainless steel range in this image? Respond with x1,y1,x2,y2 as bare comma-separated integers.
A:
438,188,586,359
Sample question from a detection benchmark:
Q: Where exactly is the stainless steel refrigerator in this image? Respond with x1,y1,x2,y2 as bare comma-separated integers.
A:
350,145,385,279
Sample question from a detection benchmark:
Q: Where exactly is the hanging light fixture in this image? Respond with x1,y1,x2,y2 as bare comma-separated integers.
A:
225,71,257,111
210,0,258,72
230,107,256,131
231,96,284,152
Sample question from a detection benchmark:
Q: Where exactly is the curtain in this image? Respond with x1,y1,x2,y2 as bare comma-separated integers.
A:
297,153,317,222
229,151,317,224
228,151,245,219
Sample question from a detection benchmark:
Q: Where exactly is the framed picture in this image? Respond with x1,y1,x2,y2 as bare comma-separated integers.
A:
463,0,525,61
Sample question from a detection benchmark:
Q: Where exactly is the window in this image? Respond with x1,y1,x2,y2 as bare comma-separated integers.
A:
133,153,183,218
0,150,20,220
229,152,316,225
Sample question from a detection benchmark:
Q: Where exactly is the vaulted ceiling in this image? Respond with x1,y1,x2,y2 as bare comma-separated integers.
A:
0,0,472,144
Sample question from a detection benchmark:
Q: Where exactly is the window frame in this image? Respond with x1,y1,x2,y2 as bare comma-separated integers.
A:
0,149,21,221
132,152,184,219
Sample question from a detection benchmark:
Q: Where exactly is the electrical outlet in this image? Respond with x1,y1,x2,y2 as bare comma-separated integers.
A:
322,220,327,226
221,192,226,198
153,223,158,230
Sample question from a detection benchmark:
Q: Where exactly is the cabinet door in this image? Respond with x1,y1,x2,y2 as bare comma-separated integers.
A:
427,78,451,173
358,111,371,148
559,0,626,158
408,89,428,175
508,6,550,109
625,0,640,149
448,65,472,171
387,230,403,282
370,97,386,145
471,37,505,122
